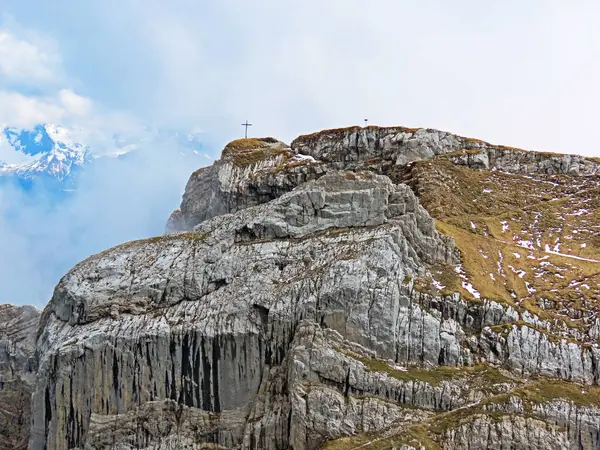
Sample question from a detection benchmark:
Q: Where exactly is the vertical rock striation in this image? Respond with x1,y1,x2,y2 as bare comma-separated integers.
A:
0,304,40,450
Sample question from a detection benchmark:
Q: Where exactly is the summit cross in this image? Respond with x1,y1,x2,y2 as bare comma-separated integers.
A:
242,120,253,138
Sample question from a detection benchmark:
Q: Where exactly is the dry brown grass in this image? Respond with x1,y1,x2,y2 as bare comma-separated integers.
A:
408,159,600,334
221,138,290,167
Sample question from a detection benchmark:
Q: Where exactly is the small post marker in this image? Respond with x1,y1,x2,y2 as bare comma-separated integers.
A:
242,120,253,138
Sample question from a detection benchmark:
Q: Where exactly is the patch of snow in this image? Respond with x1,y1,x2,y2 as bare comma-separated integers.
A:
567,209,588,217
290,153,317,163
544,245,600,263
461,281,481,299
497,250,506,277
456,264,482,299
517,240,535,250
508,265,527,278
432,280,445,290
525,282,536,294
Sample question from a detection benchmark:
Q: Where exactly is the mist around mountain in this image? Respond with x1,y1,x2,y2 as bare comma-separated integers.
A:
0,123,210,306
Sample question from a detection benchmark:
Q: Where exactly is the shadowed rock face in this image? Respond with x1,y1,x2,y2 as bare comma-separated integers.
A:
0,304,40,450
29,126,600,450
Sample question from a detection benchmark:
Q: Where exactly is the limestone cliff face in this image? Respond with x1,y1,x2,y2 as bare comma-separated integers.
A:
31,172,458,449
31,126,600,449
0,304,40,449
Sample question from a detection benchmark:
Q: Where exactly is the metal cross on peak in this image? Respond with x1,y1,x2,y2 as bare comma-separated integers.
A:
241,120,253,138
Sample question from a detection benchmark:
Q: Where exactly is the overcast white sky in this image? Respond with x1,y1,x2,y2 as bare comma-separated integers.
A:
1,1,600,306
1,0,599,155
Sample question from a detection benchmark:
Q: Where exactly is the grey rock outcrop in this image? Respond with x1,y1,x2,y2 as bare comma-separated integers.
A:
443,414,571,450
170,127,600,233
449,147,600,176
291,126,600,176
0,304,40,450
291,126,464,167
171,137,326,232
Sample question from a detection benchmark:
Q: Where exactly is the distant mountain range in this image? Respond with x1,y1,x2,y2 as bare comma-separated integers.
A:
0,124,207,193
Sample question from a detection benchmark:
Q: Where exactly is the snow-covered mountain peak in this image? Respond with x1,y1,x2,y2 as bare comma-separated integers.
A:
0,124,90,181
44,124,83,150
0,122,208,185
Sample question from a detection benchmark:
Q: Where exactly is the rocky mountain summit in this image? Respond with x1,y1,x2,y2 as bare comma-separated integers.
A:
22,126,600,449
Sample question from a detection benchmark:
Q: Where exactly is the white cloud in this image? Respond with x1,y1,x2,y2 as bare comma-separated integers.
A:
0,91,65,128
0,88,98,130
0,88,151,161
0,18,144,152
78,0,600,157
59,89,93,116
0,29,61,84
2,1,599,157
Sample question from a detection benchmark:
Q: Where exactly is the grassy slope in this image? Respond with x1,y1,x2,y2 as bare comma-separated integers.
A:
410,159,600,335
